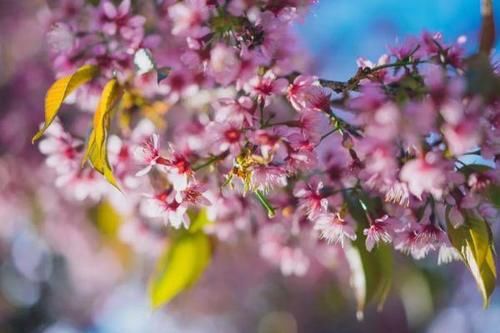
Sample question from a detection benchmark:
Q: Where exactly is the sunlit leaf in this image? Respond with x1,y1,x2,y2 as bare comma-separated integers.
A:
344,191,393,319
33,64,99,142
148,231,212,309
83,79,123,188
89,200,132,265
447,213,497,307
90,200,123,237
189,209,214,234
345,240,393,320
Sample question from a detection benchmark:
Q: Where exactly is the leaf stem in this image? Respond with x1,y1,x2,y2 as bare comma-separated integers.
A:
254,190,276,218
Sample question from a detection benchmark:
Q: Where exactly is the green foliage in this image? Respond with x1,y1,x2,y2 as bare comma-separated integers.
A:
447,213,497,307
343,191,393,319
486,185,500,209
148,211,213,309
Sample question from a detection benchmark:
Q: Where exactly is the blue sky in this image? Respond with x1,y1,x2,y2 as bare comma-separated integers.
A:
298,0,500,79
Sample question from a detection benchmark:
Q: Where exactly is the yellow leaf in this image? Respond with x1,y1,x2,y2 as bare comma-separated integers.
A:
83,79,123,189
90,200,123,237
447,213,497,307
148,231,212,309
32,64,99,142
188,209,214,234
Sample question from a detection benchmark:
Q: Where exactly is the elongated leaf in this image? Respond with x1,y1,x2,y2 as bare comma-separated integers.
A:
33,64,99,142
447,213,497,307
346,239,393,320
254,190,276,218
83,79,122,188
189,209,214,234
149,231,212,309
486,185,500,209
344,191,393,319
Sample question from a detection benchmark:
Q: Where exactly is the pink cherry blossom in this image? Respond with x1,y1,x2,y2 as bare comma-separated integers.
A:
98,0,145,48
134,134,161,176
141,190,189,229
400,153,448,200
168,0,210,37
38,121,82,175
214,97,255,127
363,215,394,252
314,213,357,247
209,43,241,86
293,179,328,220
246,70,288,106
208,121,244,156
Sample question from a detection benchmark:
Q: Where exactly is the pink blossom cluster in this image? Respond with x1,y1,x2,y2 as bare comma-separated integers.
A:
39,0,498,277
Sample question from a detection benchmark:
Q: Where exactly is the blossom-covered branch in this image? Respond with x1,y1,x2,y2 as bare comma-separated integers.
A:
35,0,499,312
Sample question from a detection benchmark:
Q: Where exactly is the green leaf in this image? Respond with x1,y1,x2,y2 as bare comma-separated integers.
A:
83,79,123,189
33,64,99,142
486,185,500,209
447,213,497,307
343,191,393,319
345,240,393,320
148,231,212,309
189,209,214,234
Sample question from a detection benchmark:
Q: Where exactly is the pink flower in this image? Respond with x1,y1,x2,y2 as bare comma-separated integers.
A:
349,84,386,111
98,0,145,48
384,181,410,207
168,0,210,37
134,134,161,176
400,153,447,200
389,37,420,60
141,190,189,229
293,180,328,220
314,213,357,247
175,182,211,206
38,121,82,174
214,96,255,127
250,129,281,159
246,70,288,106
357,139,399,190
161,145,193,191
47,23,75,53
208,121,244,155
363,102,401,141
416,222,447,253
437,243,461,265
363,215,394,251
442,119,481,156
295,110,326,143
250,165,288,192
55,168,109,202
287,75,330,112
393,224,426,259
209,43,240,86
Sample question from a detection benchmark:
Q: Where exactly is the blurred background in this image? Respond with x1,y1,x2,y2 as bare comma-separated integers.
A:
1,1,499,332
